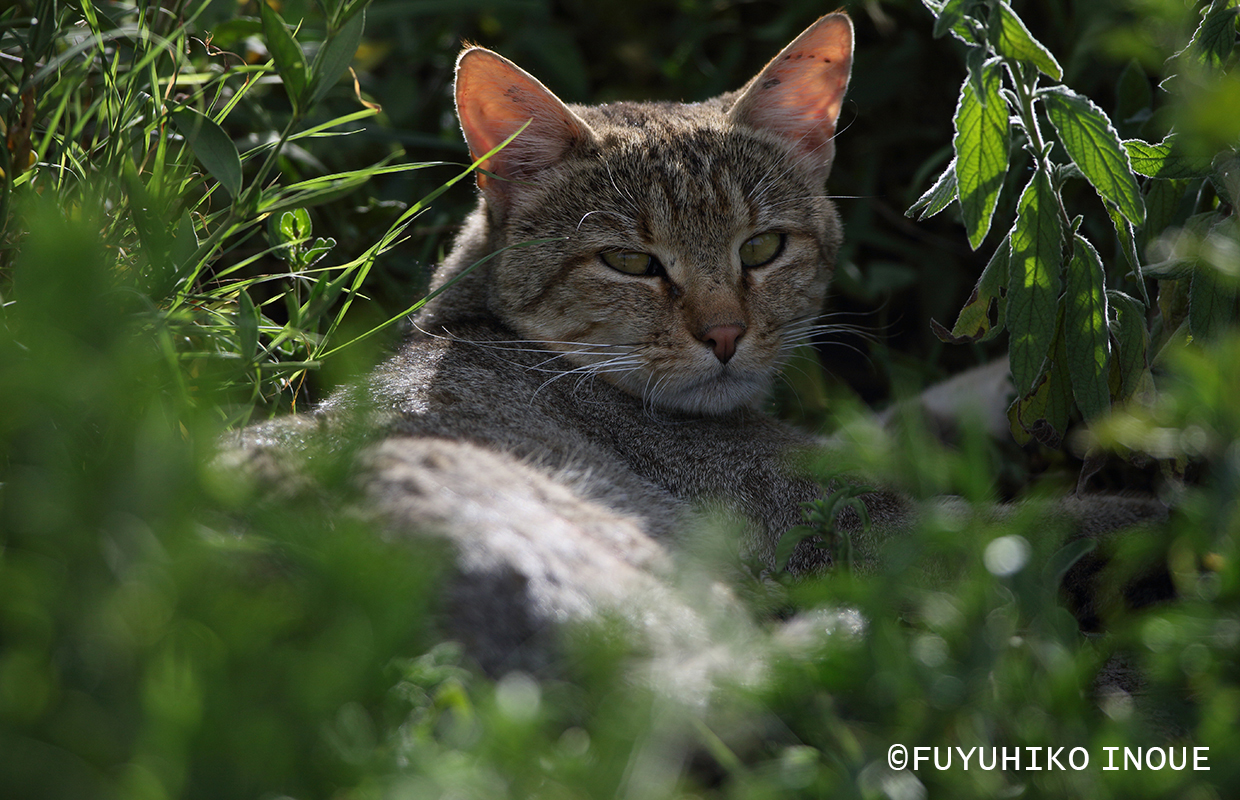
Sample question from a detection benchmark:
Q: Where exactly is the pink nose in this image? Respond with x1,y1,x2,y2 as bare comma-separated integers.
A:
701,324,745,363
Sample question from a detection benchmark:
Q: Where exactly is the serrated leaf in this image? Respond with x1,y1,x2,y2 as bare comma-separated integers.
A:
1006,171,1063,395
310,9,365,105
907,156,959,220
1123,135,1216,179
259,0,309,110
1190,0,1239,72
953,60,1010,249
933,235,1009,342
1064,235,1111,420
989,0,1062,80
170,107,243,199
1041,86,1145,225
1106,289,1149,402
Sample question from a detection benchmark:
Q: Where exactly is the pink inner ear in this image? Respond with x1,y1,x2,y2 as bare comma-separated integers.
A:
731,14,854,164
455,49,591,188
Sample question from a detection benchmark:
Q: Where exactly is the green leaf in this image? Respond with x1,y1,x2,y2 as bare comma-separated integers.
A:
907,156,959,220
304,237,336,267
931,0,967,37
1189,262,1237,340
924,0,982,43
1189,0,1239,72
1064,235,1111,420
988,0,1062,80
288,208,313,241
237,288,260,362
1104,201,1150,305
932,235,1009,343
1106,290,1150,402
1008,347,1073,449
170,210,198,275
259,0,309,110
1123,134,1216,179
1041,86,1145,225
1144,178,1191,243
310,9,366,105
169,107,243,199
953,60,1010,250
1114,59,1153,133
1188,219,1240,340
1006,171,1064,395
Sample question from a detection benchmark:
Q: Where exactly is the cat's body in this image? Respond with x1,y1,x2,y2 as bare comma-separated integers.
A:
230,14,1166,676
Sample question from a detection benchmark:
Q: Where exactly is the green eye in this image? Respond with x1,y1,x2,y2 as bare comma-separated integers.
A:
739,232,785,268
601,250,660,276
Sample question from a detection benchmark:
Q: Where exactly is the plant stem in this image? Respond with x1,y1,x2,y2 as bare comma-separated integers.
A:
1006,61,1074,230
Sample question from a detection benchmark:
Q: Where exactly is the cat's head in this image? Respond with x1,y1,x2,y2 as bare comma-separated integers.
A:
454,14,852,416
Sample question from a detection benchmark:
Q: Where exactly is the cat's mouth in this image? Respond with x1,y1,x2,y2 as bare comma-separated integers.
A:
623,362,771,416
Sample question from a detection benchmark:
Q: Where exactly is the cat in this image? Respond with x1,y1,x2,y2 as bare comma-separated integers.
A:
227,13,1166,678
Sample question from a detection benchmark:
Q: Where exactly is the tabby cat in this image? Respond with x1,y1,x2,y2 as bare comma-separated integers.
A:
231,13,1163,676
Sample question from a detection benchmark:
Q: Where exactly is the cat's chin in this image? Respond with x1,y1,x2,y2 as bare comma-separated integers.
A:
617,369,770,417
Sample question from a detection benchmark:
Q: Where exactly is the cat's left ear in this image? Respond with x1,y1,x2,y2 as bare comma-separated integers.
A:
729,13,853,180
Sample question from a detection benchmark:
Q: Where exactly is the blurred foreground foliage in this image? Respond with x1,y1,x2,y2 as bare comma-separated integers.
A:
1,0,1239,798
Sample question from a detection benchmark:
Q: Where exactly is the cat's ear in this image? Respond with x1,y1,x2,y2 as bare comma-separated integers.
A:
455,47,595,206
728,13,853,179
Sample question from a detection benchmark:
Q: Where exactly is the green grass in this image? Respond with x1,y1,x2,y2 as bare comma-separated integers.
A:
2,1,1239,798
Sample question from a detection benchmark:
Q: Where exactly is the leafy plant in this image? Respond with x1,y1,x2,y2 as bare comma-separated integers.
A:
912,0,1239,450
0,0,471,422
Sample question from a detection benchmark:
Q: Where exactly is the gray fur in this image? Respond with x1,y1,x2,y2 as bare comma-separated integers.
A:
223,14,1167,680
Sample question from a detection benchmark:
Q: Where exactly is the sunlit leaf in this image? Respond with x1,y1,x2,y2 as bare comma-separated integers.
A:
907,156,959,220
1041,86,1144,225
1006,171,1063,395
953,59,1010,249
988,0,1062,80
1188,0,1239,72
1123,134,1216,179
932,235,1009,342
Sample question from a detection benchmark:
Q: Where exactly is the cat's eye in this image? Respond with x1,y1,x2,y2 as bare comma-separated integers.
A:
739,232,785,268
601,250,663,277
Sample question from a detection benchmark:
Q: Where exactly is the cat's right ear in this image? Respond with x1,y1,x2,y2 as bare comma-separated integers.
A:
455,48,595,210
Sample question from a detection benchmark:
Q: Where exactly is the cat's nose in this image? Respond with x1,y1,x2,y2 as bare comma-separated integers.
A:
701,324,746,363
